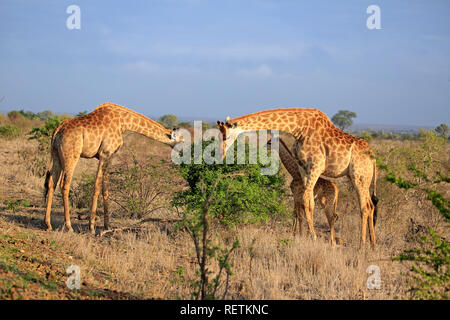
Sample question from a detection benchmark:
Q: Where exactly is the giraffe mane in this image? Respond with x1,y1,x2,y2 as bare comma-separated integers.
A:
228,108,320,124
95,102,171,133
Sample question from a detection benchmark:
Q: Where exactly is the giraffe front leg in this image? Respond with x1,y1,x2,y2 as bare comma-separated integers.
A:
89,159,105,235
102,159,111,231
324,207,337,246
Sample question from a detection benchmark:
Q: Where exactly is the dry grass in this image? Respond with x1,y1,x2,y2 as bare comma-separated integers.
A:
0,133,448,300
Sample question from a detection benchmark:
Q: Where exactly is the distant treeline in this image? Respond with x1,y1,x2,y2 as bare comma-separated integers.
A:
1,109,448,142
353,127,449,141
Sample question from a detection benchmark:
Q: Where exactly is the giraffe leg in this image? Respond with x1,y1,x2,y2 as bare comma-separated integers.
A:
60,162,78,232
291,181,298,234
350,168,376,248
294,182,305,236
291,181,305,236
302,190,316,240
302,165,323,241
101,159,111,230
44,152,62,231
323,197,337,246
89,158,105,235
322,183,339,246
293,195,304,236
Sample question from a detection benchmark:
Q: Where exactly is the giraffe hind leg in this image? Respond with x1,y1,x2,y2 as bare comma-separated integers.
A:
44,154,62,231
61,167,76,232
323,182,339,246
301,166,323,241
350,172,376,248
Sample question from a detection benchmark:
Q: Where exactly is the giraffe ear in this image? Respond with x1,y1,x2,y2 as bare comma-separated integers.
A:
232,122,238,128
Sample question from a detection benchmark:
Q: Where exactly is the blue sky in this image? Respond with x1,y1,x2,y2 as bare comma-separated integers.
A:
0,0,449,126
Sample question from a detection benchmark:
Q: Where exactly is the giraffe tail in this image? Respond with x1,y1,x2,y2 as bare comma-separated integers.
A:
371,162,379,226
44,170,51,202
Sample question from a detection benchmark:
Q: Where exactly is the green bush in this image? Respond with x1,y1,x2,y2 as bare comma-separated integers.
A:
380,129,449,299
394,230,449,299
0,113,7,125
6,199,31,212
172,140,288,226
0,125,20,139
28,116,63,146
359,131,373,142
159,114,178,128
27,116,67,176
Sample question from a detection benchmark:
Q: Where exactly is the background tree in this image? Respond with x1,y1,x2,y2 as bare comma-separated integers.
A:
18,110,39,120
36,110,54,120
331,110,357,131
76,110,88,117
435,123,449,138
159,114,178,128
7,110,24,122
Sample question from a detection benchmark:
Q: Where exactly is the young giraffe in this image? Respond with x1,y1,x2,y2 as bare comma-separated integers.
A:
217,108,378,247
267,137,340,245
44,102,182,234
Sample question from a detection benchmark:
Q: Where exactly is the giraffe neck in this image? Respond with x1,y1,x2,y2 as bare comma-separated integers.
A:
278,138,295,159
97,103,173,145
122,111,172,144
277,138,303,179
229,108,326,136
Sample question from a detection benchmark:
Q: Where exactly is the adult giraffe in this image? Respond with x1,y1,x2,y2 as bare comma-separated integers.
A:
44,102,182,234
217,108,378,247
267,137,340,245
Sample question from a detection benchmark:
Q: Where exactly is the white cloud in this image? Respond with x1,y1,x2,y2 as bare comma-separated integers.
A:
119,60,204,76
236,64,273,78
120,61,160,74
103,36,306,62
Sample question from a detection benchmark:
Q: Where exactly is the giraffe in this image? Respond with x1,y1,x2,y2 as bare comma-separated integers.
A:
217,108,378,247
267,137,340,245
44,102,182,234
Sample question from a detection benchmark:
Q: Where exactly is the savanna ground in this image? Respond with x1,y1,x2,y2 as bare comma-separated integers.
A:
0,114,448,300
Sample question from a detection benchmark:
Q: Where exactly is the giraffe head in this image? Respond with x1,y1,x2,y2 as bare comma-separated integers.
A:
217,117,240,159
169,127,183,145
